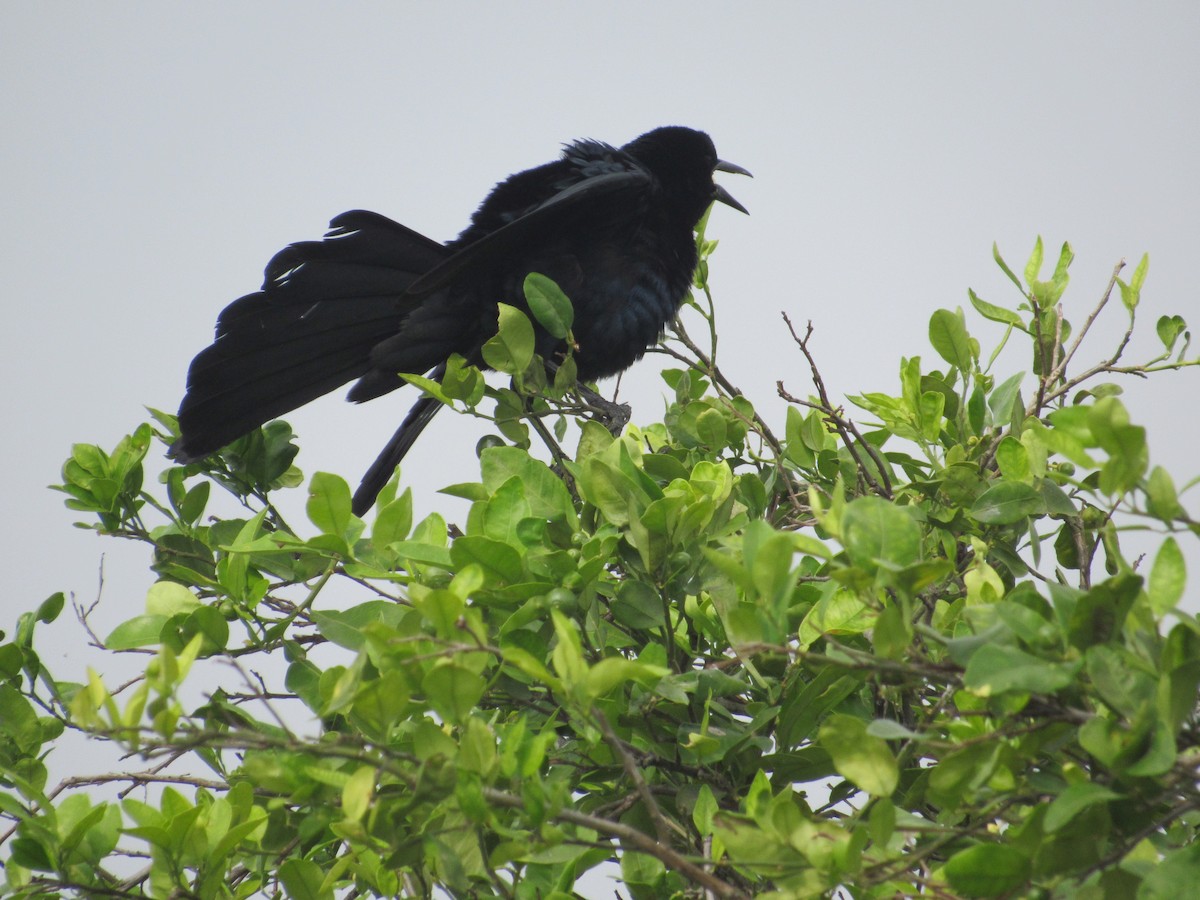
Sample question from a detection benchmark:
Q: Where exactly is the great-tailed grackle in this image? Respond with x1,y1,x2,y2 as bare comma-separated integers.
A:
171,126,749,514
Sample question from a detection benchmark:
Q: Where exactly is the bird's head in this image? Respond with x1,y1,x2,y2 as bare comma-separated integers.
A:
623,126,751,222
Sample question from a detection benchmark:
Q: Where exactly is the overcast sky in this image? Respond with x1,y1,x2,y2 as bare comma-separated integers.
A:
4,2,1199,837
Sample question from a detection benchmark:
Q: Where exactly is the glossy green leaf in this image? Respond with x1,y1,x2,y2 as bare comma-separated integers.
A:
968,289,1024,329
818,713,898,797
1116,252,1148,311
145,580,200,616
422,662,486,725
278,858,334,900
841,496,922,575
307,471,353,536
968,481,1043,524
1148,537,1186,614
943,843,1030,897
523,272,574,338
1044,782,1120,833
373,488,413,546
1156,313,1187,352
341,765,375,823
105,615,169,650
992,242,1024,291
963,644,1080,696
929,307,975,371
481,303,535,374
451,535,523,584
1138,844,1200,899
1146,465,1184,522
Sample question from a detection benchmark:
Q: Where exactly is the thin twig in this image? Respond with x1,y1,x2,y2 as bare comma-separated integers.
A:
1045,260,1126,389
594,709,681,845
780,314,893,498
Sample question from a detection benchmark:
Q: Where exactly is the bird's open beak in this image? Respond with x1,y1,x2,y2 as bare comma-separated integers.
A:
713,159,752,214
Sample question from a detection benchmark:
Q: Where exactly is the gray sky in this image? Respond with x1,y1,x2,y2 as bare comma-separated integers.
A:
3,0,1198,818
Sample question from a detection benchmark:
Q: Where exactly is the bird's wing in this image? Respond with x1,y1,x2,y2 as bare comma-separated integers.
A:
404,168,653,299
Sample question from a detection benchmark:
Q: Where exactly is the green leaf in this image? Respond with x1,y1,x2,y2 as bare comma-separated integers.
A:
278,857,334,900
372,488,413,546
968,481,1043,524
9,836,54,871
818,713,898,797
399,371,454,406
1116,252,1148,311
992,242,1025,292
422,662,486,725
1040,479,1078,517
440,353,485,404
450,535,523,585
928,307,975,371
841,496,922,576
584,657,666,701
145,581,200,617
610,579,665,630
621,850,666,888
1067,574,1141,650
35,591,65,624
179,481,210,525
798,588,874,647
872,602,912,659
865,718,923,741
1156,314,1187,353
341,765,375,823
480,446,575,522
1044,782,1120,833
1138,844,1200,899
523,272,574,339
968,289,1025,329
1089,401,1147,495
481,303,535,375
686,786,718,839
1023,236,1045,290
928,741,1003,808
105,615,168,650
577,457,634,526
389,540,454,568
695,407,728,449
307,471,353,536
1146,465,1184,522
987,372,1025,426
963,644,1080,696
943,843,1031,897
1125,722,1177,777
994,437,1031,483
784,405,817,467
857,802,891,856
0,685,43,754
1149,537,1186,614
313,602,405,651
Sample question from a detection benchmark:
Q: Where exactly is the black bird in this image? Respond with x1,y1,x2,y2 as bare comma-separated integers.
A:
171,126,750,515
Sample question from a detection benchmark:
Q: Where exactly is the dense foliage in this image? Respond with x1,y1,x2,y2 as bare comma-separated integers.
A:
2,230,1199,898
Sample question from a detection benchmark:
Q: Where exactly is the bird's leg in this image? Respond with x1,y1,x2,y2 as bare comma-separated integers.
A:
544,359,631,436
574,382,631,436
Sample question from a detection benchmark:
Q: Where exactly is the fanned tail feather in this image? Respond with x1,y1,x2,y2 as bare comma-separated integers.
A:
171,212,448,461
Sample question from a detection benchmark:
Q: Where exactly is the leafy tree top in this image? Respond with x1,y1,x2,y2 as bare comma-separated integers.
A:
3,232,1199,899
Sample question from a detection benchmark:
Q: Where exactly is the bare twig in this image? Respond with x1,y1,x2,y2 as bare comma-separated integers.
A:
1045,260,1126,389
779,314,893,498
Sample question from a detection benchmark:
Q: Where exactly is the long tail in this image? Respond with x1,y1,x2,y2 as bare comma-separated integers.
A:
351,363,447,516
171,211,449,461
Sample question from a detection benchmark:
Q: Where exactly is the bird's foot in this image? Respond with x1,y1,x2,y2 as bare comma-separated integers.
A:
576,385,631,436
